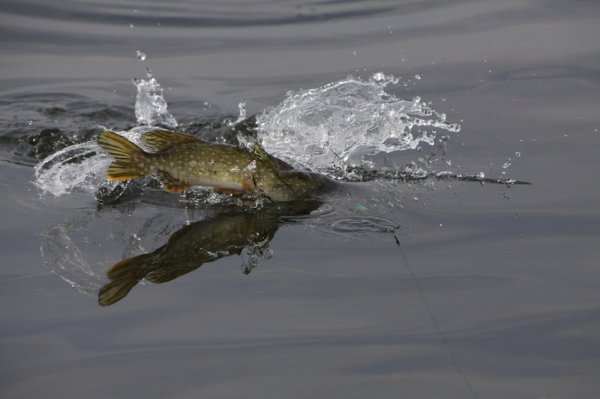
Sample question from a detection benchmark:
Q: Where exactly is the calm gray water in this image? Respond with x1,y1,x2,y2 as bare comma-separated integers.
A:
2,1,600,398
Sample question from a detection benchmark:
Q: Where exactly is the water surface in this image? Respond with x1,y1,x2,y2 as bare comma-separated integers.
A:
2,1,600,398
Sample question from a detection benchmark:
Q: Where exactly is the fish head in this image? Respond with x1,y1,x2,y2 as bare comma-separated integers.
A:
259,170,331,202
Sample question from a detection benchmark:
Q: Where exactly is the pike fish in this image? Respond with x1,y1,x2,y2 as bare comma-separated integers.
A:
97,129,330,201
98,200,321,306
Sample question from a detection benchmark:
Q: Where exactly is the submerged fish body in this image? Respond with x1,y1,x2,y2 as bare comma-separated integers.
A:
97,129,329,201
98,200,321,306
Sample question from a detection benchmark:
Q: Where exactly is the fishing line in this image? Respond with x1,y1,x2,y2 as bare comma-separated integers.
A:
393,232,478,399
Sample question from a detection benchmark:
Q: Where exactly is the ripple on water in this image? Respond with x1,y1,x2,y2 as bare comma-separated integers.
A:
328,215,399,234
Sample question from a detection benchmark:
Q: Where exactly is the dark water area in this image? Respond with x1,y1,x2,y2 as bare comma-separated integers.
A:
2,1,600,398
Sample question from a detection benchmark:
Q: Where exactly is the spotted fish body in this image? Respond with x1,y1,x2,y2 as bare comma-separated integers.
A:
97,129,329,201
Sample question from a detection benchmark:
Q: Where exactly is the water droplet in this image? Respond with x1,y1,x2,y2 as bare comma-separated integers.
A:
133,71,178,127
478,172,485,179
502,161,511,169
372,72,385,82
237,99,247,121
515,151,521,157
414,74,421,80
352,50,357,56
27,120,33,126
136,50,146,61
129,23,135,28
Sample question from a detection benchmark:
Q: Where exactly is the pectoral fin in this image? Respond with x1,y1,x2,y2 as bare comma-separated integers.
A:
156,171,192,192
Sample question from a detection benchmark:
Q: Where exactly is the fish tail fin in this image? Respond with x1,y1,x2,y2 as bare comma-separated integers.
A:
98,254,147,306
98,276,139,306
97,131,148,180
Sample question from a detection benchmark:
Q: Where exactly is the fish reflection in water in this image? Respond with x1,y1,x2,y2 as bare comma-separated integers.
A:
98,200,321,306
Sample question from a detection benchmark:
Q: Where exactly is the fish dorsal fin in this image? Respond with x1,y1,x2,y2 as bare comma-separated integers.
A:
155,171,192,192
142,129,200,152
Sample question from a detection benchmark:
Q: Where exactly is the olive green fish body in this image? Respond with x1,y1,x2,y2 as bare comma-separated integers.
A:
97,129,329,201
148,142,265,191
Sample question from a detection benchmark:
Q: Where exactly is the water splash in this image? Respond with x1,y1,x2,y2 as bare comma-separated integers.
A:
41,223,104,297
256,72,460,176
132,69,178,127
35,65,179,196
34,127,152,197
240,233,273,274
34,141,112,197
34,71,463,199
40,209,188,299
